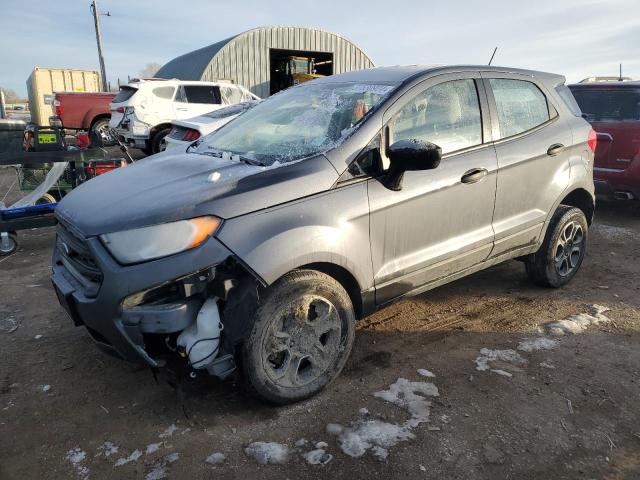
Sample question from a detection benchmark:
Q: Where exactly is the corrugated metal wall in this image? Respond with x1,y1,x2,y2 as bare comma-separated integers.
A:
201,27,375,98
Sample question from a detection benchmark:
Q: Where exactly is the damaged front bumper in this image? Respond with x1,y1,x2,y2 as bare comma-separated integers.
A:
51,220,236,370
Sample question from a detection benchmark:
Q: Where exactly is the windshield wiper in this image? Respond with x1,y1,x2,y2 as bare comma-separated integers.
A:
191,147,266,166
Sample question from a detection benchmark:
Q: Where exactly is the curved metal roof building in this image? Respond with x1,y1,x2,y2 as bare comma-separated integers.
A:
156,26,375,98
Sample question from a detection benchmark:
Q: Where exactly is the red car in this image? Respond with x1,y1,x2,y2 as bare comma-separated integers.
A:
51,92,116,145
569,82,640,200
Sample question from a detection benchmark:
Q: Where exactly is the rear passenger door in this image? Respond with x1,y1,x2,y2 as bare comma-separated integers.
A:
482,74,572,259
367,73,498,304
173,84,222,119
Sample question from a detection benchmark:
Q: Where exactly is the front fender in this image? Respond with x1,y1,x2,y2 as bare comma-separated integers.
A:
217,182,374,292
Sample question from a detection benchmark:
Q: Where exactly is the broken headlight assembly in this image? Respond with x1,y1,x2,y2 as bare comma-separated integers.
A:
100,216,222,265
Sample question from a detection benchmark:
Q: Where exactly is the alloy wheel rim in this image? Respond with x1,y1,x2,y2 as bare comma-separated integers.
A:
554,220,584,277
263,295,342,388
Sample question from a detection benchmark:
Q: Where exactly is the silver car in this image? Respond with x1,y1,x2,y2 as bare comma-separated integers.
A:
52,65,595,404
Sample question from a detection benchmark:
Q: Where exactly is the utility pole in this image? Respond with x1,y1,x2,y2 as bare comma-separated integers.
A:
90,0,108,92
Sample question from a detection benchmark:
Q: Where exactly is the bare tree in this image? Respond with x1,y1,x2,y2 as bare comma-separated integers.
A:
0,87,23,103
138,63,162,79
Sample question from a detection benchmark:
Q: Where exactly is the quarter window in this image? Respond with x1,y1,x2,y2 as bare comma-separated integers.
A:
152,86,175,100
489,79,550,138
220,86,245,105
392,79,483,155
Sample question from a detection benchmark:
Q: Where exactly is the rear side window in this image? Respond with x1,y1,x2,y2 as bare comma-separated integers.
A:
113,86,137,103
152,86,175,100
570,88,640,122
178,85,221,104
220,86,245,105
392,79,483,154
556,85,581,116
489,79,550,139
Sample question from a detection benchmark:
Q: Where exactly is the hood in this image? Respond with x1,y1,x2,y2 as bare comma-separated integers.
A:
56,150,338,236
173,115,236,134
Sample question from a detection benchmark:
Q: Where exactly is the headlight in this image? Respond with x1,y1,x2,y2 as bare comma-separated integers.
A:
100,216,222,265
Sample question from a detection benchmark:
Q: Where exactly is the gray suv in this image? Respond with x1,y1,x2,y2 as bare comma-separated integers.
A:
52,65,595,404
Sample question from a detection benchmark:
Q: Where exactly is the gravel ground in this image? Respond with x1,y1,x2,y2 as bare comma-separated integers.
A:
1,172,639,479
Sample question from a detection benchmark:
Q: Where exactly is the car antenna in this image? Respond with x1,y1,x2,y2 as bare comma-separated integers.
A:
488,47,498,66
619,63,623,81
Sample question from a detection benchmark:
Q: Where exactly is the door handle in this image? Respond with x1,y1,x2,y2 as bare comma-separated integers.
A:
547,143,565,156
461,168,488,184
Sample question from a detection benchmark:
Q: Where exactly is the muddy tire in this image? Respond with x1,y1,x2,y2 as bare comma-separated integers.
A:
150,128,171,154
525,206,588,287
241,270,356,405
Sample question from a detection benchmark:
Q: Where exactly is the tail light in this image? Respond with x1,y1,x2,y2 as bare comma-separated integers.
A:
587,129,597,153
182,129,201,142
53,97,62,116
114,106,125,113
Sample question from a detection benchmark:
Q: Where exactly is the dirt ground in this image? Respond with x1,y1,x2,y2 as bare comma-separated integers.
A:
1,169,639,478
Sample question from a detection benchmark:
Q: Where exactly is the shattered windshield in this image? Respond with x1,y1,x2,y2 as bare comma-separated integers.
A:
193,82,396,165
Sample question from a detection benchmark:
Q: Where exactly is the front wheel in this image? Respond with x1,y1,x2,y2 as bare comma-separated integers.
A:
525,206,588,287
241,270,356,405
90,118,114,147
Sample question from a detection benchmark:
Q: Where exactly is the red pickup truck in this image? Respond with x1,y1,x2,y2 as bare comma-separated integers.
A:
51,92,116,145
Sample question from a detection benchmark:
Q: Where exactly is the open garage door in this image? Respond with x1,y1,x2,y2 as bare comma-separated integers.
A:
269,49,334,95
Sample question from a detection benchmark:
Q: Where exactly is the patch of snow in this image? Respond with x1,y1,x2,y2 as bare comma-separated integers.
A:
158,424,178,438
371,446,389,460
475,348,525,376
294,438,307,447
145,453,180,480
517,337,559,352
205,452,225,465
540,361,556,369
545,305,611,336
419,464,427,471
65,448,89,480
115,449,142,467
146,442,163,455
326,423,344,435
359,407,369,416
34,334,43,339
315,441,328,449
373,377,439,427
417,369,435,378
40,384,51,392
332,419,415,458
303,448,333,465
245,442,291,465
96,441,119,457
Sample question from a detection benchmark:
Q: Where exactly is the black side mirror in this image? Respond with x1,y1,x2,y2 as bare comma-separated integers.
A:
382,139,442,191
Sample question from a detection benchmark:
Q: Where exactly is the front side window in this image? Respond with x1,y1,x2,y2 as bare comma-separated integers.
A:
194,82,396,165
181,85,221,104
391,79,482,154
489,79,550,138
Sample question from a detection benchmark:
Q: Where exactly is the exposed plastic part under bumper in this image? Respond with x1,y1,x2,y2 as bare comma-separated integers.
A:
51,233,235,367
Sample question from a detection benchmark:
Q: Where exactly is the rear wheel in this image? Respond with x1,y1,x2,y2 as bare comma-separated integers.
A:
0,232,18,256
35,193,57,205
525,206,588,287
241,270,356,404
151,128,171,154
90,118,114,146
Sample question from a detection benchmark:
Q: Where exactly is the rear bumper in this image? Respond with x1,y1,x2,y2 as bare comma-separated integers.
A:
51,227,234,366
594,159,640,199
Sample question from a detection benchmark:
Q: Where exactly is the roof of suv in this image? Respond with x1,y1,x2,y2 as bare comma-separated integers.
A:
315,64,565,85
569,81,640,89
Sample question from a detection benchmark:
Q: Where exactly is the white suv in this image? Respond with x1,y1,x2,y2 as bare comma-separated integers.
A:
109,79,258,154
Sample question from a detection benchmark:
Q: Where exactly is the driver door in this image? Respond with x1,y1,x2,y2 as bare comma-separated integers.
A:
367,73,498,304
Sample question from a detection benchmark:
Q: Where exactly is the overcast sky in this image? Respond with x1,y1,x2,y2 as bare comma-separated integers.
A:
2,0,638,96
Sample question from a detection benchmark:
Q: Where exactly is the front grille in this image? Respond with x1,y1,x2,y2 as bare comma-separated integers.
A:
55,222,103,297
